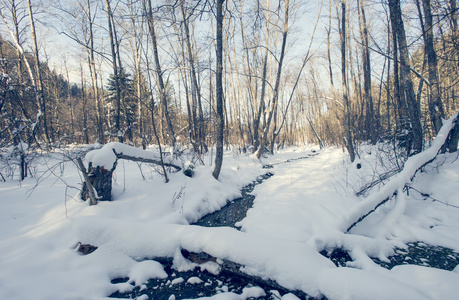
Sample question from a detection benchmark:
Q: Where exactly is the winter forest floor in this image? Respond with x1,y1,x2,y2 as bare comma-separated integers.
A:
1,144,459,300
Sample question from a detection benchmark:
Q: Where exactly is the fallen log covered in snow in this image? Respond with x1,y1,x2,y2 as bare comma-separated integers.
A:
340,113,458,233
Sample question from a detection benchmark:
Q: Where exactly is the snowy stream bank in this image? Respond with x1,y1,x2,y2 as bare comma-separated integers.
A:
110,148,459,300
109,171,302,299
2,145,459,300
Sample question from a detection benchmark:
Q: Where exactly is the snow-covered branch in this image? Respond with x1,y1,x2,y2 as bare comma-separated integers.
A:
340,113,459,232
81,143,181,202
85,142,181,171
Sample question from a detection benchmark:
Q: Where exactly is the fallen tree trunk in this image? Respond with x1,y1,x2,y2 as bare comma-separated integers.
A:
341,113,458,232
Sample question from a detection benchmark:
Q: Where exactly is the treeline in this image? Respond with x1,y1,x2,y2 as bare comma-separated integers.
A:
1,0,458,168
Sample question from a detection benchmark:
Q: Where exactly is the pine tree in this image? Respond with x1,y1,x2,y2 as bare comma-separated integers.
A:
105,67,137,143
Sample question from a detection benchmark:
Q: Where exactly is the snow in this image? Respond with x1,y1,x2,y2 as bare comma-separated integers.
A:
185,286,266,300
318,267,430,300
187,276,204,284
171,277,185,285
85,142,180,170
389,265,459,300
338,113,458,232
128,260,167,286
1,139,459,299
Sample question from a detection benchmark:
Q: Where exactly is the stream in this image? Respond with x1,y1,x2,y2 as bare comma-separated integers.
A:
110,172,298,300
194,172,273,228
110,155,459,300
323,242,459,271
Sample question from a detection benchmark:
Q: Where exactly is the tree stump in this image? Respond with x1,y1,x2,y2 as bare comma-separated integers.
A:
81,162,116,201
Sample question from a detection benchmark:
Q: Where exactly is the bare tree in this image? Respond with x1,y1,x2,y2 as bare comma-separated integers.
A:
339,0,355,162
104,0,123,142
181,2,207,153
420,0,445,135
144,0,176,150
27,0,51,147
357,0,376,144
86,0,104,143
256,0,290,159
388,0,423,153
213,0,224,180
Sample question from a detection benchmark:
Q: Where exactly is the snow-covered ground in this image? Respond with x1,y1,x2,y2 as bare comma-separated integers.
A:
1,143,459,300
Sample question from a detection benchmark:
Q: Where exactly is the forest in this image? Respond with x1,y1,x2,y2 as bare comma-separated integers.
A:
2,1,459,299
1,0,458,179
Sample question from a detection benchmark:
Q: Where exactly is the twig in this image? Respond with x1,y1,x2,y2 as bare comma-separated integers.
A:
355,169,399,196
408,186,459,209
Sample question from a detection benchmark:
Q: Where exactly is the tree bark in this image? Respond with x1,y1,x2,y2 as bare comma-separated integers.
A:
213,0,224,180
77,157,98,205
145,0,176,149
27,0,51,147
127,0,146,149
86,0,104,143
80,64,89,144
389,0,423,154
252,0,270,153
327,0,334,87
421,0,445,135
104,0,123,143
340,0,356,162
181,3,207,153
256,0,290,159
81,160,115,202
358,0,376,144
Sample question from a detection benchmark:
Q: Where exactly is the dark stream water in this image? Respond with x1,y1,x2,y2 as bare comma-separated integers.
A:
110,155,459,299
194,172,273,228
110,258,301,300
322,242,459,270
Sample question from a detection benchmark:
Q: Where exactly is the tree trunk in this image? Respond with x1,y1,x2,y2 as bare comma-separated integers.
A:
256,0,290,159
104,0,123,143
327,0,334,87
340,0,356,162
421,0,445,135
181,3,206,153
213,0,224,180
358,0,376,144
144,52,172,183
87,0,104,143
145,0,176,149
2,0,43,147
252,0,271,153
307,117,324,149
128,0,146,149
80,64,89,144
27,0,51,147
389,0,423,154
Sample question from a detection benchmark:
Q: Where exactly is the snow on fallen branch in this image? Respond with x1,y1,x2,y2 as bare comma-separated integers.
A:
85,142,181,171
340,113,459,233
80,143,181,202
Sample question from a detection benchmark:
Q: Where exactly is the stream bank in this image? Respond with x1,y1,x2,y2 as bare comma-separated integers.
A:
109,151,459,300
109,172,307,300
